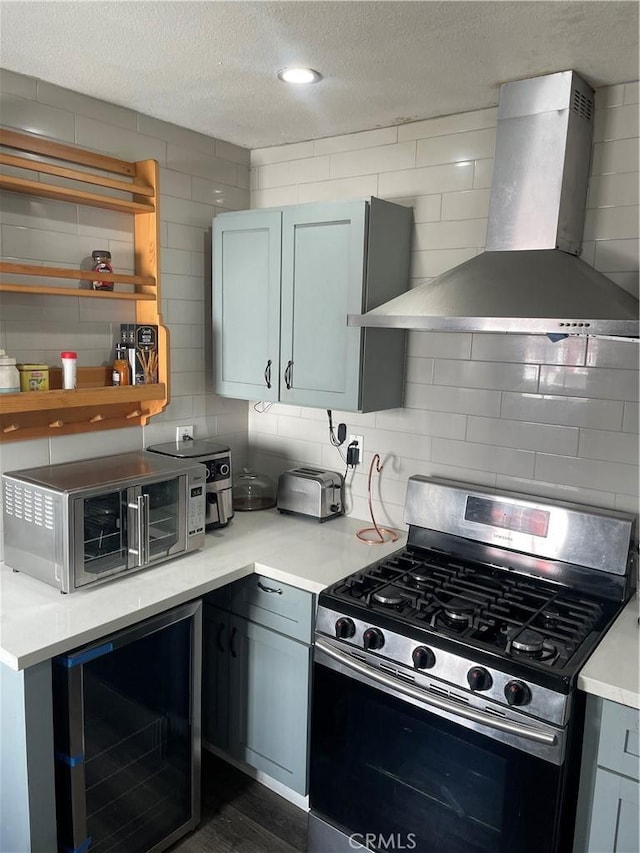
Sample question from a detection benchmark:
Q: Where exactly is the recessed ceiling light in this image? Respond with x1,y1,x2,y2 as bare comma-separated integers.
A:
277,67,323,85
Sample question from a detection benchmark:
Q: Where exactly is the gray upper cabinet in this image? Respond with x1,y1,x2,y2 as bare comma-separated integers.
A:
213,197,411,412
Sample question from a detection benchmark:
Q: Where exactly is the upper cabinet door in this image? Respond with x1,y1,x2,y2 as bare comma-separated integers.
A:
280,201,367,410
213,210,282,402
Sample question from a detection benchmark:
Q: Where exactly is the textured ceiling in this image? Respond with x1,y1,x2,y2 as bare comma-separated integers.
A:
1,1,638,150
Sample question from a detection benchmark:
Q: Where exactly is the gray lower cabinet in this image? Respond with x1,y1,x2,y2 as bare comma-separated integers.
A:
212,197,411,412
202,576,314,795
574,696,639,853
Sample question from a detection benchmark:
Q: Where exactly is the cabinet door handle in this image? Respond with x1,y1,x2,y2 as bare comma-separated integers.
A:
230,625,237,658
216,621,225,653
284,360,293,390
264,359,272,389
257,581,283,595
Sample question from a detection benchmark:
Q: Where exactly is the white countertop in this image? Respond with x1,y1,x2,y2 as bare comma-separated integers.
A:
578,596,640,710
0,509,405,671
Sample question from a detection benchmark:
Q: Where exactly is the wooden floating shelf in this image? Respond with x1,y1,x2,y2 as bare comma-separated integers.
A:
0,384,166,414
0,130,169,442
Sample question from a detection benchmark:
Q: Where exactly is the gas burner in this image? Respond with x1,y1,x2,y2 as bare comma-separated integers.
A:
510,628,557,661
512,628,545,654
443,596,476,623
372,586,406,606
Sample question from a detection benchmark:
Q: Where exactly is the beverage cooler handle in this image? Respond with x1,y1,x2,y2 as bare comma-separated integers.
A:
128,492,150,566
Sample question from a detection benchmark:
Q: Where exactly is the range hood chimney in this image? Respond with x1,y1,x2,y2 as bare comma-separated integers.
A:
349,71,639,338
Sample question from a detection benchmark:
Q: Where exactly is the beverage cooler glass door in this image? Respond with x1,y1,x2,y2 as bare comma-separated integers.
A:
52,601,201,853
74,478,186,588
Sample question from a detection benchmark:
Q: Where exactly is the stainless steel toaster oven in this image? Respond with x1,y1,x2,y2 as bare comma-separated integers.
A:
2,451,206,593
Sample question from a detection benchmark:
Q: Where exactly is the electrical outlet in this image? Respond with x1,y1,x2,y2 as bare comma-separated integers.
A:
176,425,194,442
349,434,364,465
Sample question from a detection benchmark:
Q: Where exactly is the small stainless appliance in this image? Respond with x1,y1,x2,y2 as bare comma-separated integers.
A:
277,467,343,522
308,477,637,853
147,439,233,529
2,451,206,593
53,600,201,853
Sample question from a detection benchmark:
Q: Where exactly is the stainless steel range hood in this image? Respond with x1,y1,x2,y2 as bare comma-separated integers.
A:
349,71,639,338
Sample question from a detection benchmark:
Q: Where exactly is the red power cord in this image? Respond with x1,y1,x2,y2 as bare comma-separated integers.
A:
356,453,399,545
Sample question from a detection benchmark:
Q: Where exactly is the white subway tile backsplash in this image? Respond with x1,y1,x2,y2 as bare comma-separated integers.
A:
393,194,441,223
75,115,166,163
623,402,639,433
170,346,205,374
0,68,37,99
37,81,137,131
407,331,472,360
472,158,493,189
161,273,205,301
467,416,579,455
378,161,474,197
583,205,639,241
405,383,500,417
160,247,192,276
471,334,587,366
165,298,206,324
159,168,192,200
405,357,435,385
251,185,300,208
374,408,467,441
586,337,639,369
416,128,496,168
591,138,639,175
595,85,625,109
442,189,491,221
314,127,398,156
0,192,77,234
166,222,208,253
215,139,250,166
593,103,640,143
191,177,248,210
434,359,539,393
593,238,639,272
432,438,534,478
501,392,624,431
496,475,617,510
160,195,216,227
137,114,216,156
251,141,315,166
587,173,639,209
624,82,640,104
535,453,638,496
398,107,497,142
411,248,476,278
330,142,416,179
0,92,75,142
539,365,639,402
0,437,49,472
77,207,133,242
167,143,238,184
49,427,142,464
258,156,331,189
298,175,378,204
413,219,487,251
578,429,639,465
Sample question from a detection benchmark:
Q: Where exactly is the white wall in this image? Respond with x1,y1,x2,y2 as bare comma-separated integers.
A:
249,82,639,528
0,68,251,556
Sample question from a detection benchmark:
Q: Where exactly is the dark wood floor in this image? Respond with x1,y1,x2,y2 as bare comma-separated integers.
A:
170,750,308,853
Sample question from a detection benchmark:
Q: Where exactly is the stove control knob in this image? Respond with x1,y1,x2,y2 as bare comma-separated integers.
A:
412,646,435,670
467,666,493,692
335,617,356,640
363,627,385,651
504,680,532,707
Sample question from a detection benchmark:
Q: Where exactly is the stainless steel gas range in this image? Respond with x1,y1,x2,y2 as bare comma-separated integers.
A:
308,477,637,853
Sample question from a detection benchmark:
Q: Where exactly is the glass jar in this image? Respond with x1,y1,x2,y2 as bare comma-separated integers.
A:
91,250,113,291
233,468,276,511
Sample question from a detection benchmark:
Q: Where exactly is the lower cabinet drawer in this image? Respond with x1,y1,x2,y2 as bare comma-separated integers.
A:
231,573,314,643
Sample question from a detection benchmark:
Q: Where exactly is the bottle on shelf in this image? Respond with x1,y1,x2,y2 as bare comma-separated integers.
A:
112,344,130,386
91,250,113,291
61,351,77,390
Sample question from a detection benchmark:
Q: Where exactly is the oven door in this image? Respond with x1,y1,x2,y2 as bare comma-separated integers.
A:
309,639,575,853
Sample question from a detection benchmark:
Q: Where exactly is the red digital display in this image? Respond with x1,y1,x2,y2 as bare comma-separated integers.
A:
465,497,550,538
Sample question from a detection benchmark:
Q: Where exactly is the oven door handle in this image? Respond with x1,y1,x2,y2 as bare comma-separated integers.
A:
315,638,557,747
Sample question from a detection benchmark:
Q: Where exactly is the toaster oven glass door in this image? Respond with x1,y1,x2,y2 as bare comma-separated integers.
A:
73,477,186,589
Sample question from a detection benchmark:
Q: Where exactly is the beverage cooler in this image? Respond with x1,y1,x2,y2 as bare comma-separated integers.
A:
52,601,201,853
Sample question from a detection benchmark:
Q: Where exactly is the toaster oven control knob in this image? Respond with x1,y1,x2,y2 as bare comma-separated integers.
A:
363,627,385,651
467,666,493,692
335,617,356,640
504,680,531,707
412,646,435,670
